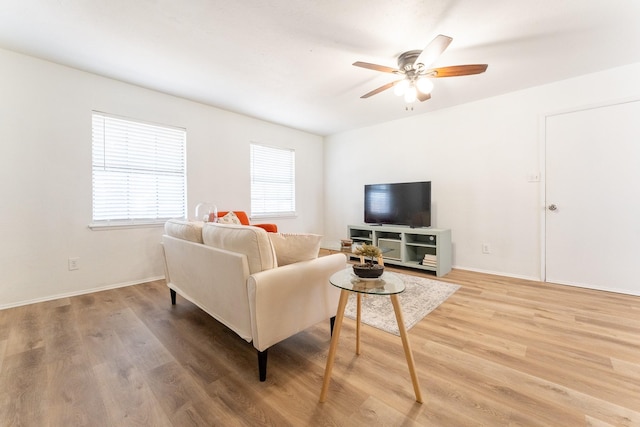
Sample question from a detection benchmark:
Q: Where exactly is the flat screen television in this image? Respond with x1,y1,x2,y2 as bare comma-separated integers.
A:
364,181,431,227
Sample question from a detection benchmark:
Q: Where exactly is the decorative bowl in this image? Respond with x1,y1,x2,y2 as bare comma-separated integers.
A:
352,263,384,279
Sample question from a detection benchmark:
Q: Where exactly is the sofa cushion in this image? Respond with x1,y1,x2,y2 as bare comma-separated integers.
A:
218,211,243,225
164,219,204,243
269,233,322,266
202,223,276,274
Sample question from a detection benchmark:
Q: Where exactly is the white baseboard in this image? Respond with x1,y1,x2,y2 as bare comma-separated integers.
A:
452,265,640,296
542,278,640,297
451,265,541,282
0,276,166,310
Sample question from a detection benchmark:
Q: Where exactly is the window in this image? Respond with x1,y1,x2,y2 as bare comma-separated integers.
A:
91,112,186,226
250,143,295,217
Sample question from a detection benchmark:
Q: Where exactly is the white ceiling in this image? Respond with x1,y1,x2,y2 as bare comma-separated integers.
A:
1,0,639,136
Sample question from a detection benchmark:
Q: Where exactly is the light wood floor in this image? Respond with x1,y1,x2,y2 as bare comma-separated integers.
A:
0,267,638,426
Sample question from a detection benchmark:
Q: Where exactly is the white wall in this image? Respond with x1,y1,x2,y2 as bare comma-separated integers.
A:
3,47,638,308
0,48,324,308
324,62,640,280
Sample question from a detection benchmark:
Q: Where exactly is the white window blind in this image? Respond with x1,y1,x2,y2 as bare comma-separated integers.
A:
250,143,295,217
91,112,186,225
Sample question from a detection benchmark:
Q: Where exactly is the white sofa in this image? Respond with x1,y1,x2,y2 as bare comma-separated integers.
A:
161,220,346,381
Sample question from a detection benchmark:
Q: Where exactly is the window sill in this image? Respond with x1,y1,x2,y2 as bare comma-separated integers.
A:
250,212,297,221
89,221,168,231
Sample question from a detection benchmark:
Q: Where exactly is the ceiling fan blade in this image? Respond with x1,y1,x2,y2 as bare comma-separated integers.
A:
360,80,402,98
353,61,399,74
414,34,453,68
427,64,488,77
417,91,431,102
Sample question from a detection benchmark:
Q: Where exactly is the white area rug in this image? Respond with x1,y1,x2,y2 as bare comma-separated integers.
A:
344,273,460,336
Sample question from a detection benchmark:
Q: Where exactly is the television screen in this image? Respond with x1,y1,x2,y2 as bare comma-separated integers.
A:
364,181,431,227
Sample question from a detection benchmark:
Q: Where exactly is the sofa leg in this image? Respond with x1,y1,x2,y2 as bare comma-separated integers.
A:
330,316,336,336
170,289,176,305
258,350,268,382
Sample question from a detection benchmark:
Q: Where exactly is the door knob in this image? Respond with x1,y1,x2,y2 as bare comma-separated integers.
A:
548,204,558,211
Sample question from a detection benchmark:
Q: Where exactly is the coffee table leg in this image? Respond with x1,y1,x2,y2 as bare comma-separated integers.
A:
390,294,423,403
356,293,362,355
319,289,350,402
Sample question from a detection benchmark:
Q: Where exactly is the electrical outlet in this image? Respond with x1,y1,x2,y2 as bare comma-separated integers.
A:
481,244,491,254
68,257,79,271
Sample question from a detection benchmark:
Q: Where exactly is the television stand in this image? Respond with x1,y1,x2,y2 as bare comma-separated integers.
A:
347,224,451,276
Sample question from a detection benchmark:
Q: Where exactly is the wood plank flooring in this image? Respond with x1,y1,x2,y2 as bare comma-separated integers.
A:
0,267,638,426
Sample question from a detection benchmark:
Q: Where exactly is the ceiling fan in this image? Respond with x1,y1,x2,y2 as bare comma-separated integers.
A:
353,34,488,103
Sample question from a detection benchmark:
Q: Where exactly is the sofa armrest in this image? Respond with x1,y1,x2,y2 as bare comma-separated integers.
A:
247,253,347,351
162,235,254,341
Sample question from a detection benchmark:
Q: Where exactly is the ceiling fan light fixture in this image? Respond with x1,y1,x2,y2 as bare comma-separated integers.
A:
404,86,417,103
416,77,434,94
394,79,409,96
353,34,488,103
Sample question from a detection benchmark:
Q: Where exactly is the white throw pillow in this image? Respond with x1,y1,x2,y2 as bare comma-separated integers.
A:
218,211,242,225
202,223,276,274
164,219,204,243
269,233,322,266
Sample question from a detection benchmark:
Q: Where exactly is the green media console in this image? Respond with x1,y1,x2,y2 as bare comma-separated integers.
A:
347,224,451,277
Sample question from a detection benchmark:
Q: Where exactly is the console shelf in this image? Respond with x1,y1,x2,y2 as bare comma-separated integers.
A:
347,224,451,276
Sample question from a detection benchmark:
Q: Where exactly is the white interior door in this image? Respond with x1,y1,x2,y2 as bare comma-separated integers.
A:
545,99,640,296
